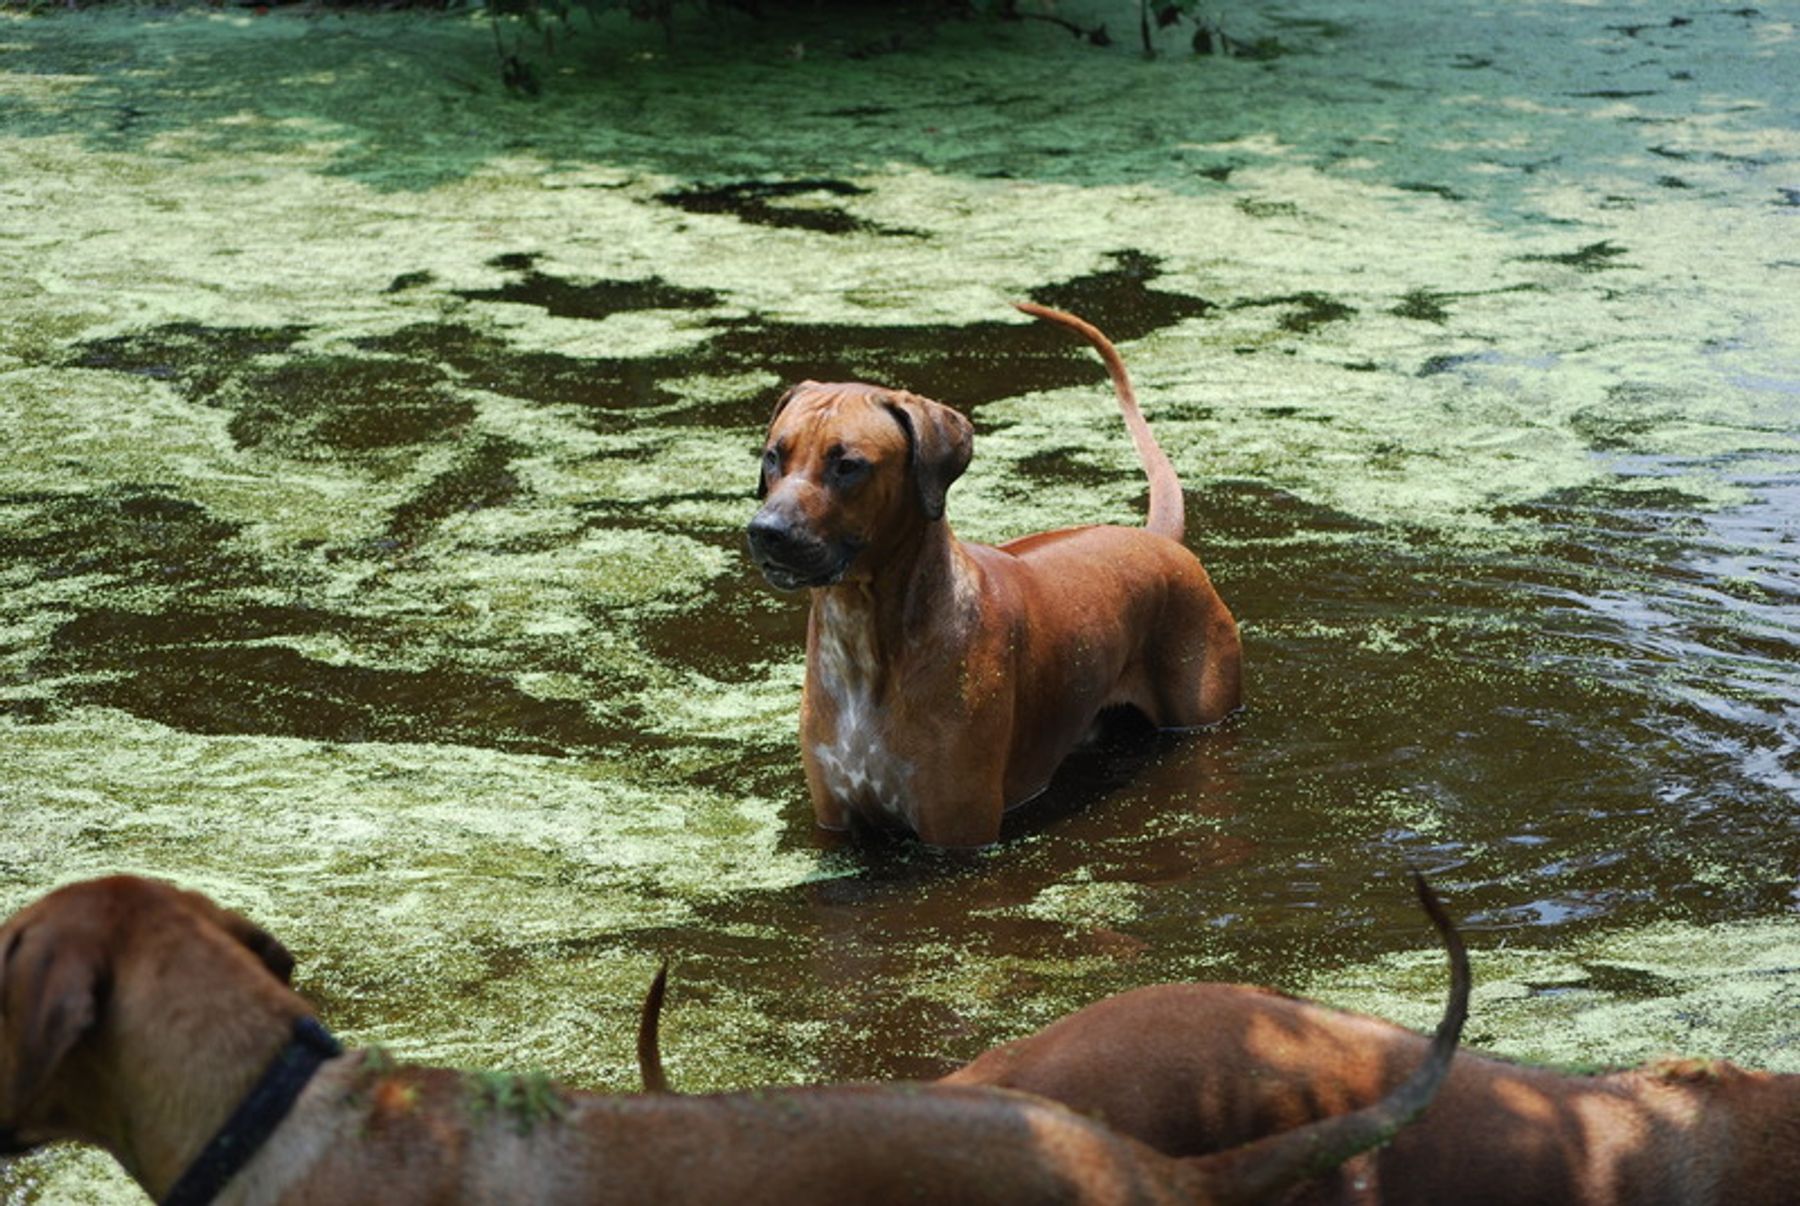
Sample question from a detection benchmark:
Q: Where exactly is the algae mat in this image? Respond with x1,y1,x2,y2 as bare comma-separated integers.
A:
2,1,1798,1199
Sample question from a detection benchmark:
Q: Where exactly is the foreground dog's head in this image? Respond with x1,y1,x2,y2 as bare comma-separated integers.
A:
748,382,973,590
0,876,297,1155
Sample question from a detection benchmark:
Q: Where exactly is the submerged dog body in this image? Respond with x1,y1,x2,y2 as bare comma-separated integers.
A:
748,303,1241,846
1,875,1464,1206
944,980,1800,1205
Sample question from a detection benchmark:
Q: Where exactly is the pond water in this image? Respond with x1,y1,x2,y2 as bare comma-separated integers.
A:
1,1,1797,1199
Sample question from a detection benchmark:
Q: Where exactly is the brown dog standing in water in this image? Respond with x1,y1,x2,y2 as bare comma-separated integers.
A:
943,925,1800,1204
1,875,1466,1206
747,303,1241,846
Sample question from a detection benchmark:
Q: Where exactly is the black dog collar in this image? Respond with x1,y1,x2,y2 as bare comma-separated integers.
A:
160,1016,342,1206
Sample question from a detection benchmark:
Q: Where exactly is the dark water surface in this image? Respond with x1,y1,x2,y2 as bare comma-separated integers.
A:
1,1,1797,1197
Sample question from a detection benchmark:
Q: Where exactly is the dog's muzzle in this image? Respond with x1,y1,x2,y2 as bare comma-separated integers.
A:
746,514,858,590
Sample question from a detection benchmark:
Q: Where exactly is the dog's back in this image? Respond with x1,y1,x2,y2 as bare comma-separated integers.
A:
947,981,1800,1206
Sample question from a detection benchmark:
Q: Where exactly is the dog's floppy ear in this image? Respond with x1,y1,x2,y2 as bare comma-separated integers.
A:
756,383,809,500
218,911,296,986
1,929,103,1117
883,392,973,521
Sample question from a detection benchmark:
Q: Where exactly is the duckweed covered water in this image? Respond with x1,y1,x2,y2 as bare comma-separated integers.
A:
2,1,1797,1199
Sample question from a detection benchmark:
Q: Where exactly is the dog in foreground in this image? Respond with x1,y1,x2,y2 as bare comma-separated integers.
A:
746,302,1242,847
943,923,1800,1205
2,874,1463,1205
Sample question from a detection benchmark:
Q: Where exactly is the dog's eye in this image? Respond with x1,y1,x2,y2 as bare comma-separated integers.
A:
832,456,869,485
761,448,780,474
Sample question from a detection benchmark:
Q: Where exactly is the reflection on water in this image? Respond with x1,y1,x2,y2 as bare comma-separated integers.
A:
1,0,1798,1197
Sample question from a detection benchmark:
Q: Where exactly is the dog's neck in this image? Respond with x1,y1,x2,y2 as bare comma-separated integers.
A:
813,520,975,658
806,522,977,831
102,985,309,1200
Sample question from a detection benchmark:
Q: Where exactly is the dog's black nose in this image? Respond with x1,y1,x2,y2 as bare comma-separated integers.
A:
746,514,797,557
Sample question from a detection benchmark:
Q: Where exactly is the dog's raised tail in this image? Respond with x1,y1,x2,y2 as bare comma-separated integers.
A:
1015,301,1185,542
637,959,671,1094
1182,872,1470,1205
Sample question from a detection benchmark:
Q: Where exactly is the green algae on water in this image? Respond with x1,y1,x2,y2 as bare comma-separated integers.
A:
1304,917,1800,1075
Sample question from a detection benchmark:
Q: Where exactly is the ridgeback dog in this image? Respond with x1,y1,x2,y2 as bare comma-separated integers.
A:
1,874,1464,1206
746,302,1241,846
942,895,1798,1204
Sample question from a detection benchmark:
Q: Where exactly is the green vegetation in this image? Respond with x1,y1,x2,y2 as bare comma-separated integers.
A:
463,1070,573,1133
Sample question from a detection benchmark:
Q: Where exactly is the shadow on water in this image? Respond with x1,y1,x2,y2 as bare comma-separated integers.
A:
39,595,660,757
71,326,482,455
1,492,263,593
60,637,616,756
454,252,726,317
1230,291,1357,335
478,246,1207,418
64,250,1208,445
655,179,926,238
385,435,528,549
635,553,804,685
3,489,659,758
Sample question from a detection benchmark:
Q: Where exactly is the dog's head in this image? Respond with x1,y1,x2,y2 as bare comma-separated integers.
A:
0,876,297,1155
747,381,973,590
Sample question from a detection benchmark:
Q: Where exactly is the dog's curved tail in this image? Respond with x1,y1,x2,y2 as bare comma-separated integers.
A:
1015,301,1185,542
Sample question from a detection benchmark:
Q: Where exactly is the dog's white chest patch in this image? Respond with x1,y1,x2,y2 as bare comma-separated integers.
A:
811,600,910,822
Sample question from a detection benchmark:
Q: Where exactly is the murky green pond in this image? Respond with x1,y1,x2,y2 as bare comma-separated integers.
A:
2,0,1797,1198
